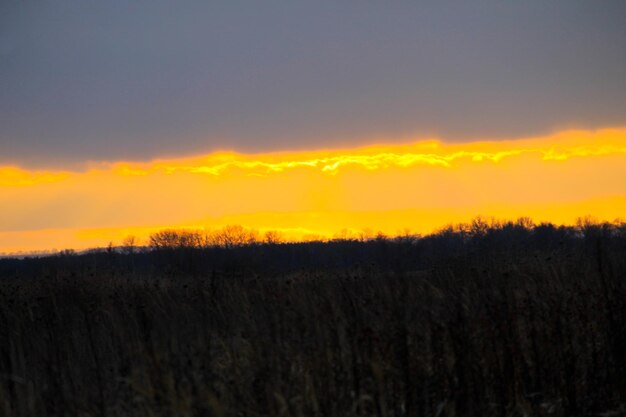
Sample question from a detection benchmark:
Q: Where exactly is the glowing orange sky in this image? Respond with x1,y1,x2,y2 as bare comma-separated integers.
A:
2,128,626,254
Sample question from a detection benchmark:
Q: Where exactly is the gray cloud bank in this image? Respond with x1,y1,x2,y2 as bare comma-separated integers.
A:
1,0,626,167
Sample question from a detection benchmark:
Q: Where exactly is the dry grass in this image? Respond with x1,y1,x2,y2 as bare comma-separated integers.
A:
0,224,625,416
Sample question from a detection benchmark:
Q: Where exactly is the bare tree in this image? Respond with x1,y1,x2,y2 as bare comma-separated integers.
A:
149,229,203,249
215,225,259,248
121,235,137,255
264,230,284,244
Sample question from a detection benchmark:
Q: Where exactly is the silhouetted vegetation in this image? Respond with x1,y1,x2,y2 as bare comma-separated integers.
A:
0,218,625,416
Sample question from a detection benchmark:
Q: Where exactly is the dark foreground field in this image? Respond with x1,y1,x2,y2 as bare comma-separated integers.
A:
1,221,625,416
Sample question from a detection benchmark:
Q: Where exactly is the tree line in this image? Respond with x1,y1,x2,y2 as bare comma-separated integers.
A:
134,216,626,250
2,216,625,279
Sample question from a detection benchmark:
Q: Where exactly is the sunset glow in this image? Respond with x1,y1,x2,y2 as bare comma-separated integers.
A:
1,128,625,253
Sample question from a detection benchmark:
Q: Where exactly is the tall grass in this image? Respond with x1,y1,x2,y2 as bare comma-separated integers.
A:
0,222,624,416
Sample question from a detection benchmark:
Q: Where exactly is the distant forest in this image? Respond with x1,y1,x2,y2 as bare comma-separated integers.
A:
0,217,624,416
3,217,625,276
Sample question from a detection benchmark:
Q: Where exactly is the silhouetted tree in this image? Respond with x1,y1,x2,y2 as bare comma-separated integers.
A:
149,229,203,249
214,225,259,248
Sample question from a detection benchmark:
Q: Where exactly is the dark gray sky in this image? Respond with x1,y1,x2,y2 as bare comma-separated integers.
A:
1,0,626,168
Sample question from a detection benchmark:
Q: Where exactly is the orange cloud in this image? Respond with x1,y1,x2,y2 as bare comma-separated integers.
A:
86,128,626,177
0,167,69,187
1,128,626,253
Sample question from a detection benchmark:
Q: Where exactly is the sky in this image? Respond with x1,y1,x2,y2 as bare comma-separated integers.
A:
1,1,626,252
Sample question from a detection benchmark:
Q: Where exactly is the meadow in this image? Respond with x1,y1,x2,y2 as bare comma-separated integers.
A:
0,219,624,417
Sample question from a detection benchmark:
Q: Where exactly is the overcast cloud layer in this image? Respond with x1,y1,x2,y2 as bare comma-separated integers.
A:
1,0,626,167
